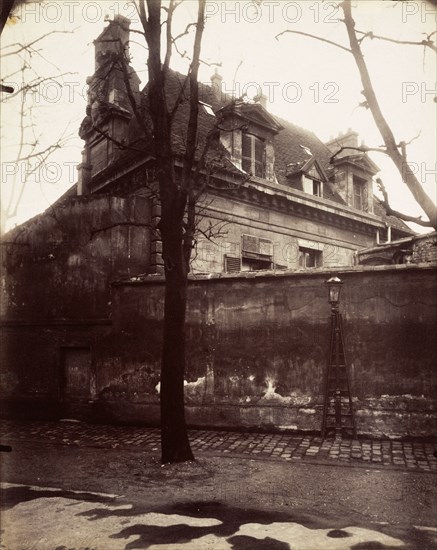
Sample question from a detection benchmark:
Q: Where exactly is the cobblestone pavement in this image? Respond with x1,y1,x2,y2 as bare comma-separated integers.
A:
1,419,436,472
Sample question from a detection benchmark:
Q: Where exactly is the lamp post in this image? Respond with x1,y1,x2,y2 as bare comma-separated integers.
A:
321,275,356,439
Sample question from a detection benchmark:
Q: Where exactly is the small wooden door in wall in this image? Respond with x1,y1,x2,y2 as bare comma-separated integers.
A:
61,347,92,404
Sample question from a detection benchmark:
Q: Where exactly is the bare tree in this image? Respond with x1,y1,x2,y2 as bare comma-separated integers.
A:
276,0,437,229
77,0,249,462
120,0,208,463
1,30,75,234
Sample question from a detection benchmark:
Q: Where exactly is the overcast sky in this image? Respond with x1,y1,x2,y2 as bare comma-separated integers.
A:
1,0,436,233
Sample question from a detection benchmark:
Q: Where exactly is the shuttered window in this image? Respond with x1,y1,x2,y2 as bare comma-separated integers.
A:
242,235,273,259
224,255,241,273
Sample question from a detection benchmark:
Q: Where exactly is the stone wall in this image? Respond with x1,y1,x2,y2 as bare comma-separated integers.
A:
412,232,437,264
1,261,436,437
102,264,436,437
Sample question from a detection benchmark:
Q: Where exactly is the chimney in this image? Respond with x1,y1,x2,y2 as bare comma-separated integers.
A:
325,129,359,153
259,93,268,109
94,15,131,71
210,68,223,101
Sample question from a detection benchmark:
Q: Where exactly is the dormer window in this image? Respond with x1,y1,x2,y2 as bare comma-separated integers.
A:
217,101,282,182
242,133,265,178
353,175,366,210
287,157,326,197
302,175,322,197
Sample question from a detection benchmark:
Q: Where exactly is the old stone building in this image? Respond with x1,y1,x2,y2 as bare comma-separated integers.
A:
76,16,413,277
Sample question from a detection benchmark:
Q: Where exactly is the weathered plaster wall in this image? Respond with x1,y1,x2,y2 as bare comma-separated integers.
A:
0,193,151,320
0,322,110,418
191,192,376,273
98,265,436,437
0,192,150,419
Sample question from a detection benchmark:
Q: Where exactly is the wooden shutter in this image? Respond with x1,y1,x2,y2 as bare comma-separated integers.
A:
224,255,241,273
241,133,251,173
254,136,265,177
242,234,259,254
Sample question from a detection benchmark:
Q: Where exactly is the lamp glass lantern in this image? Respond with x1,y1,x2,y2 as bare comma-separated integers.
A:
326,276,343,306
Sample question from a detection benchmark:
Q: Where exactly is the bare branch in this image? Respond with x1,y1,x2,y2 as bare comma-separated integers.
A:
0,31,74,58
196,220,229,243
117,48,153,141
172,21,197,43
89,221,152,240
13,142,62,163
163,0,177,75
136,0,151,40
181,0,206,265
401,131,421,147
169,73,190,122
356,29,437,53
329,145,388,163
275,29,352,53
3,72,76,100
91,124,148,154
181,0,205,193
376,178,434,227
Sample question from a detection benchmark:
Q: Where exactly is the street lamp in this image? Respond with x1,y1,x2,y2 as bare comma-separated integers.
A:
321,275,356,440
325,275,343,308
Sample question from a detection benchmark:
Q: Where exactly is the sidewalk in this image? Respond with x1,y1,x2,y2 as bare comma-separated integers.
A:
1,418,436,472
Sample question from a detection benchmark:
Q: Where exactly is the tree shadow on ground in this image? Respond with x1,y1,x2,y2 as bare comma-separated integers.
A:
108,502,300,549
0,485,115,511
80,500,410,550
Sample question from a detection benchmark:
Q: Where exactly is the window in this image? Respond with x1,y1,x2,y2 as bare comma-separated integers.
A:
223,235,274,273
299,247,322,268
242,257,271,271
353,175,366,210
225,234,273,272
302,175,322,197
242,133,265,178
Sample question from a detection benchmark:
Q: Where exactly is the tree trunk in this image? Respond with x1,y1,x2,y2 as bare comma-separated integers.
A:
159,215,194,464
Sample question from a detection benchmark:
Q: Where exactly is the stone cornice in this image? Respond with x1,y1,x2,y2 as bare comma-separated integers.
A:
87,154,384,235
211,176,385,235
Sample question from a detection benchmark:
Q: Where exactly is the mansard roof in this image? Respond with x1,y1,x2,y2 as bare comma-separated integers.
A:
86,67,413,237
133,70,344,199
